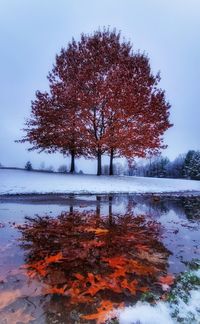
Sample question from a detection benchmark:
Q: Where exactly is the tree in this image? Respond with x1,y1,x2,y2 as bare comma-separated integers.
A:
19,28,171,175
168,154,185,178
25,161,32,171
19,90,85,173
58,164,68,173
40,162,45,170
183,150,200,180
190,151,200,180
64,29,171,175
183,150,196,178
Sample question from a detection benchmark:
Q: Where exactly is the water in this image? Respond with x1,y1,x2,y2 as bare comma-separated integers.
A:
0,194,199,323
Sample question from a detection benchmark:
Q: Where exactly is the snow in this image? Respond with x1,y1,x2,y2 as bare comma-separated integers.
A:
0,169,200,195
118,290,200,324
118,302,173,324
118,268,200,324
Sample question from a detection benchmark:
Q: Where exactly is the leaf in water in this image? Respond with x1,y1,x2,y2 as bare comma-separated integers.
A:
42,285,67,295
159,274,175,285
22,260,46,277
45,251,63,263
85,227,109,235
103,256,157,276
121,278,138,294
158,274,175,291
82,300,122,323
73,273,85,280
139,286,149,292
22,252,63,278
102,256,126,269
113,267,127,277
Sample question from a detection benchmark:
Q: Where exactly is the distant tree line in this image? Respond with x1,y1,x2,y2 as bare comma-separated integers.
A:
128,150,200,180
3,150,200,180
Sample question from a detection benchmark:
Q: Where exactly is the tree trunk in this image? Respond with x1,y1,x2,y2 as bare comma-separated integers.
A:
97,149,102,176
108,195,113,226
109,148,114,175
96,195,101,217
70,150,75,173
69,205,74,214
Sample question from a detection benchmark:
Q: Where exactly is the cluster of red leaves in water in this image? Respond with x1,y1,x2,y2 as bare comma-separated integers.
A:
17,211,173,322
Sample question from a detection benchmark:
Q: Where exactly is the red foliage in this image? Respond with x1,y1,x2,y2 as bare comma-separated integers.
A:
19,28,172,175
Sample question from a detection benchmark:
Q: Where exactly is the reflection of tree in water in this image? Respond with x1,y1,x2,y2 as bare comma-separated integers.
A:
180,197,200,220
132,195,200,221
149,196,200,221
16,208,171,323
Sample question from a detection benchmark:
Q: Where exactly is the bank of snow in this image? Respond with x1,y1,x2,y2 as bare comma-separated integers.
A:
118,290,200,324
0,169,200,195
118,270,200,324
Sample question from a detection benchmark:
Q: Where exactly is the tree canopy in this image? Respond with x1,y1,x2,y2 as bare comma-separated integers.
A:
19,28,172,175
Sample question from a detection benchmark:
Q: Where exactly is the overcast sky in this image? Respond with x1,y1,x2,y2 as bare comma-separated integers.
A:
0,0,200,173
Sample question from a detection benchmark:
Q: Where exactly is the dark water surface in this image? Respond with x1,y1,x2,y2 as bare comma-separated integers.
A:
0,194,199,323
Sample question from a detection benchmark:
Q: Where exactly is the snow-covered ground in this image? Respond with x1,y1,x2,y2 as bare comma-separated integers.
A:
118,269,200,324
1,169,200,195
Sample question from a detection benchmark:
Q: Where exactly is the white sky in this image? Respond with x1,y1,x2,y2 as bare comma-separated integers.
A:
0,0,200,173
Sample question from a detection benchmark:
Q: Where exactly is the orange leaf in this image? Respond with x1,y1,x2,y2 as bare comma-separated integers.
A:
45,251,63,264
73,273,85,281
85,227,108,235
82,300,124,323
159,274,174,286
82,300,114,323
43,286,66,295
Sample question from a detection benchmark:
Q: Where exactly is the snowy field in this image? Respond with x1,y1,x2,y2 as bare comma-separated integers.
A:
1,169,200,195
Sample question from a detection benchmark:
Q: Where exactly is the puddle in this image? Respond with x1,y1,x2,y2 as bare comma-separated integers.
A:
0,195,199,323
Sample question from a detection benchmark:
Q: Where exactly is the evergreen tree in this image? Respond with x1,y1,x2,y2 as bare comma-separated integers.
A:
25,161,33,171
183,150,196,178
188,151,200,180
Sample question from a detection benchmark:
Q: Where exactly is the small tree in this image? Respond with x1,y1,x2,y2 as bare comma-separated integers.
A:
25,161,32,171
58,164,68,173
40,162,45,170
169,154,185,178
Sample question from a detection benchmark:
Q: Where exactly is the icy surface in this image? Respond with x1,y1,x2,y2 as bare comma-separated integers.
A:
0,169,200,195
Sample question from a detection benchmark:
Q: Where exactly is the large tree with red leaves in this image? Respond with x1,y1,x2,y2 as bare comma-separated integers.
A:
19,28,172,175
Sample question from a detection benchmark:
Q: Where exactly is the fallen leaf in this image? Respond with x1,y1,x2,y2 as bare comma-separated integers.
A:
159,274,174,286
85,227,109,235
82,300,116,323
